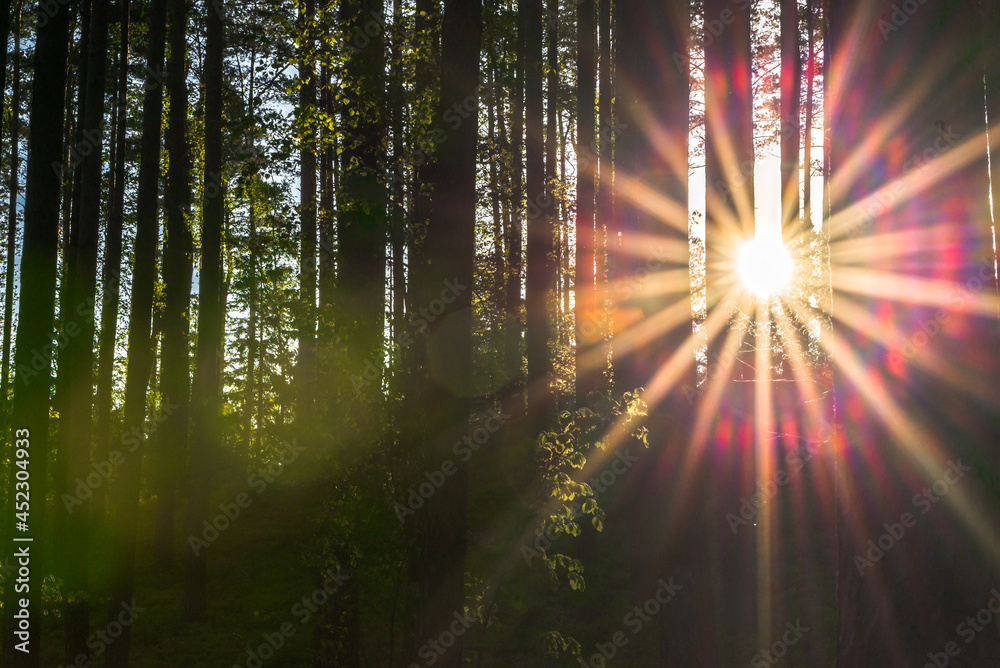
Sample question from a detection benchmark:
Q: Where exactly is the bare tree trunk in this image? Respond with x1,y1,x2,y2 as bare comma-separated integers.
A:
93,0,130,523
0,0,22,429
502,0,524,408
1,0,71,657
55,0,111,655
184,0,226,620
576,0,597,403
802,0,814,230
153,0,194,566
524,0,553,427
780,0,801,240
296,0,317,422
414,2,481,665
104,0,167,658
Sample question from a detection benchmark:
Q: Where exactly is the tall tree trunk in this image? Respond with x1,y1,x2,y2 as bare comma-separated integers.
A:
595,0,611,390
524,0,553,427
93,0,130,523
339,0,386,409
414,1,481,665
707,0,755,656
243,197,257,466
0,0,21,427
610,0,698,661
318,58,335,327
388,0,404,372
575,0,597,403
296,0,317,422
65,0,91,260
488,62,503,316
802,0,814,231
184,0,225,620
153,0,194,565
1,0,71,657
55,0,111,655
104,0,167,659
503,0,524,408
780,0,800,240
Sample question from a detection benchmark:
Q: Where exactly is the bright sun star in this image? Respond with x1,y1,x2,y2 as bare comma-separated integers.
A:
737,236,793,298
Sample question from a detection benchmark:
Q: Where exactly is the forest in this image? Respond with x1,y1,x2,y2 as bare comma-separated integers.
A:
1,0,1000,665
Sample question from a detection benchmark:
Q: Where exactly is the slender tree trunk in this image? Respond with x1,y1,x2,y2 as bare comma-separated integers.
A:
55,0,111,655
595,0,611,389
339,0,386,406
415,2,481,665
780,0,800,240
296,0,317,421
65,0,91,257
104,0,167,659
1,0,71,658
503,0,524,407
575,0,597,403
703,0,755,658
153,0,194,565
93,0,130,523
243,197,257,466
488,63,503,313
184,0,225,620
802,0,814,230
0,0,22,426
524,0,553,427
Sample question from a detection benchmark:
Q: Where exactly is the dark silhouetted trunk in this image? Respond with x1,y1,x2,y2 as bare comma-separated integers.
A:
1,0,71,658
152,0,194,565
296,0,317,421
104,0,167,660
503,0,524,407
414,1,481,665
802,0,814,230
524,0,553,427
93,0,130,523
55,0,111,655
780,0,800,240
184,0,225,620
576,0,596,403
0,0,21,428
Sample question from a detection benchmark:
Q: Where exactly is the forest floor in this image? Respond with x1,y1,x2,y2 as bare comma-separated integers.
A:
41,467,322,667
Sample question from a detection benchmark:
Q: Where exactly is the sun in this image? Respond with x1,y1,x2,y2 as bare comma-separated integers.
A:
737,236,794,298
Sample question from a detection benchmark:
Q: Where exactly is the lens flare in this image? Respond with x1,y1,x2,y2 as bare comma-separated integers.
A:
737,237,793,297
